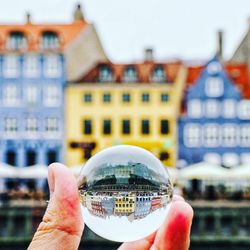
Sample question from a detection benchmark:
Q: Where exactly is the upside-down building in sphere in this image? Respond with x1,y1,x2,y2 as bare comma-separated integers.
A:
0,4,106,169
66,49,187,167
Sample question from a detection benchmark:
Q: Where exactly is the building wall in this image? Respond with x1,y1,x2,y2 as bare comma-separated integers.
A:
65,67,187,167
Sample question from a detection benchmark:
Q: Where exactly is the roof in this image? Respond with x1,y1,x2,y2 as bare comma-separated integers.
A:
186,62,250,98
76,60,182,83
0,20,88,52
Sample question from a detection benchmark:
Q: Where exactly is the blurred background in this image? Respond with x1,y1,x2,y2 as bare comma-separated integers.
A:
0,0,250,249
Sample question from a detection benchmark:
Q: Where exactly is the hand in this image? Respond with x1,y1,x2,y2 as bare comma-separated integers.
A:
29,163,193,250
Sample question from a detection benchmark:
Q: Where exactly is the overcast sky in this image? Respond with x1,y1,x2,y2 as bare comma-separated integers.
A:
0,0,250,63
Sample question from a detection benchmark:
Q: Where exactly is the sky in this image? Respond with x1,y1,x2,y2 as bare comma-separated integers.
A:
0,0,250,63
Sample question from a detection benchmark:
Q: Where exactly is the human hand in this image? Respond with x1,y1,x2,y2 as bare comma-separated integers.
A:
29,163,193,250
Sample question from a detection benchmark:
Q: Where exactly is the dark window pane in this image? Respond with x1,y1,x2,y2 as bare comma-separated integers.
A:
84,94,92,103
122,93,130,102
47,150,58,165
141,120,150,134
84,150,92,160
160,152,169,161
99,65,113,82
84,120,92,134
26,150,36,166
161,120,169,134
161,94,169,102
122,120,130,134
41,31,59,50
6,150,17,166
103,120,111,134
103,93,111,103
142,93,150,102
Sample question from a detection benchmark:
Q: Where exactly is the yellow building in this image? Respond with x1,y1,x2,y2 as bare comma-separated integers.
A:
114,193,136,215
66,51,187,167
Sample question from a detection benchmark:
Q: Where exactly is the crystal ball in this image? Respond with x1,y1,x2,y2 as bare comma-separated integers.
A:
78,145,173,242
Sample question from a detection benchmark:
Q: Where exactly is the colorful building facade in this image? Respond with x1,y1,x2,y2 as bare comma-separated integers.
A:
66,52,187,167
0,5,106,168
178,57,250,167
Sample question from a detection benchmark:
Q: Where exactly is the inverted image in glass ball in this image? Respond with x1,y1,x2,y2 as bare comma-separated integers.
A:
78,145,173,242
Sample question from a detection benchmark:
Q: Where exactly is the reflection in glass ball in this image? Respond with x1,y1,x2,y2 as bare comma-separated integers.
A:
78,145,173,242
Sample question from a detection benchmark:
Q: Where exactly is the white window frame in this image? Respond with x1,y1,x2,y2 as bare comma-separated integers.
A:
203,124,220,147
24,55,40,77
188,99,202,118
3,85,19,106
184,124,201,147
3,55,19,78
238,100,250,120
222,124,237,147
44,55,61,78
205,77,224,97
240,125,250,146
25,117,38,136
4,117,18,136
205,99,220,118
45,117,60,138
223,99,237,118
26,85,38,105
43,85,60,107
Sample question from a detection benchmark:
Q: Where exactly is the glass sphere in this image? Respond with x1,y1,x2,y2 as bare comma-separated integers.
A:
78,145,173,242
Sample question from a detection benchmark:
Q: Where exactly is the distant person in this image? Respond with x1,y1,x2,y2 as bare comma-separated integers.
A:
28,163,193,250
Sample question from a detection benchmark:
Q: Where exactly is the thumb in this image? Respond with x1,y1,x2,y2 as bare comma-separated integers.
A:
28,163,84,250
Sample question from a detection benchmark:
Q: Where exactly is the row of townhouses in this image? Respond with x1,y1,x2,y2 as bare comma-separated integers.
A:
0,4,250,169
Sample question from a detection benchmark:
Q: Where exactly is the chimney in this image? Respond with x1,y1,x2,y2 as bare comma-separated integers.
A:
144,48,154,62
26,12,31,24
217,30,223,60
73,3,85,22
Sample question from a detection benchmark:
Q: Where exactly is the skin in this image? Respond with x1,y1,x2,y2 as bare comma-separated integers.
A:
29,163,193,250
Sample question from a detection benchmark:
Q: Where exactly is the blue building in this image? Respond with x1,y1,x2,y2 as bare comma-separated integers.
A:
178,57,250,167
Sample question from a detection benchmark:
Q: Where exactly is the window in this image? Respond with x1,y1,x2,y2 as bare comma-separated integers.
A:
24,55,40,77
7,32,27,50
241,125,250,146
83,120,92,135
206,61,222,75
141,120,150,134
25,118,38,133
44,85,60,106
3,85,19,106
5,118,18,133
103,120,111,135
44,55,61,77
161,93,169,103
45,118,59,133
6,150,17,166
203,124,220,147
188,99,202,118
26,85,38,105
123,66,137,82
99,65,113,82
3,55,19,77
142,93,150,102
160,120,169,134
203,153,221,165
84,93,92,103
222,125,237,147
122,120,130,134
205,100,220,118
238,100,250,119
205,77,224,97
103,93,111,103
160,152,169,161
184,124,200,147
222,153,239,167
223,99,236,118
47,150,58,165
122,93,130,103
26,150,37,166
41,31,59,50
152,66,166,82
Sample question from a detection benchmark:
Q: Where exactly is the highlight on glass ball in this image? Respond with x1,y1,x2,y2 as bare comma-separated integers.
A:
78,145,173,242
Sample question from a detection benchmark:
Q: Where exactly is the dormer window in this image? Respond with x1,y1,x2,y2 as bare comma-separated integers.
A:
123,66,137,83
7,32,27,50
99,65,113,82
41,31,59,50
152,66,166,83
